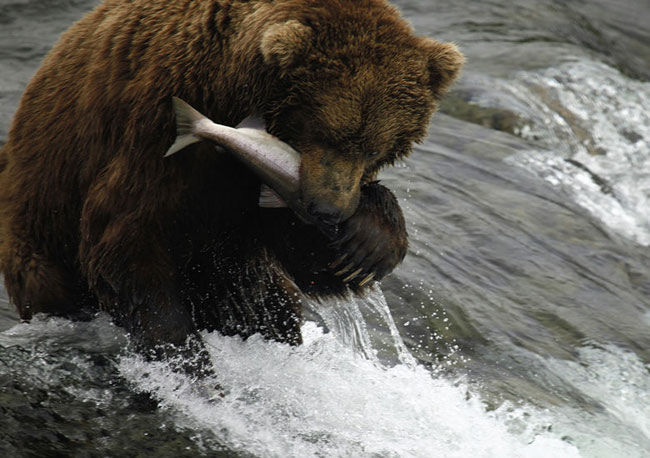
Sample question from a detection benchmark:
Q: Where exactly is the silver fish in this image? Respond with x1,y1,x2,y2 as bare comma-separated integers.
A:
165,97,306,217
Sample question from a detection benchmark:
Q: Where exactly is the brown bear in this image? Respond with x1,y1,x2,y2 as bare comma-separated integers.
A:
0,0,462,367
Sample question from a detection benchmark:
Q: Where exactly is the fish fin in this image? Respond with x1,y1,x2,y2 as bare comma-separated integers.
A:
236,116,267,131
259,184,287,208
164,97,204,157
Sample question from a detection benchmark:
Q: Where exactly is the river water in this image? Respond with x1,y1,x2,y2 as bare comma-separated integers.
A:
1,0,649,456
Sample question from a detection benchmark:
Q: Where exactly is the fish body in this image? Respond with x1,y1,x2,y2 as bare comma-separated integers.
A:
165,97,305,216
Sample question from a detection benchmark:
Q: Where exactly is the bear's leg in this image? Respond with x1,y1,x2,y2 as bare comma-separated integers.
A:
79,166,211,375
188,251,304,345
86,246,213,375
1,233,85,320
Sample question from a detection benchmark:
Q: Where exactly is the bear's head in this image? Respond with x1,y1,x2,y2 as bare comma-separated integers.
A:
258,1,463,225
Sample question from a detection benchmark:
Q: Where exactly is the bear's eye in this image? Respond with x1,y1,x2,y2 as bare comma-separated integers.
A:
367,151,380,159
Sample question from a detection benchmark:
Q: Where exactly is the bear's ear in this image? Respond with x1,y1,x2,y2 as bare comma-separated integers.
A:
260,20,313,69
420,39,465,98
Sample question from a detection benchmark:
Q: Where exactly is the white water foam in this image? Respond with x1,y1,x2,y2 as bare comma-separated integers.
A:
4,302,649,456
119,291,580,457
536,344,650,456
509,149,650,245
120,324,582,457
490,59,650,245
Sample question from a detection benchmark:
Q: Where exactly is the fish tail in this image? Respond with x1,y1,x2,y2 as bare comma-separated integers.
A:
164,97,205,157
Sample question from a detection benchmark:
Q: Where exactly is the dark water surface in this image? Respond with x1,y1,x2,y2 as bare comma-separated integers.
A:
1,0,649,456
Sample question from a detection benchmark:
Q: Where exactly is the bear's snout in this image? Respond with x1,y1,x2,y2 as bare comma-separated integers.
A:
306,199,346,226
299,145,364,226
302,187,360,226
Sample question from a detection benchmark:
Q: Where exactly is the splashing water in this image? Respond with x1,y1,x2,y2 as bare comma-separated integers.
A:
118,288,581,458
3,304,647,457
310,285,417,366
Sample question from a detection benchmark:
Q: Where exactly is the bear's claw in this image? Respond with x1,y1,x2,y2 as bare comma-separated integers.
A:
358,272,376,287
342,267,363,282
334,263,354,276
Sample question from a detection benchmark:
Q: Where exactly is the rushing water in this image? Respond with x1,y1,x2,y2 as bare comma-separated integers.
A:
1,0,649,456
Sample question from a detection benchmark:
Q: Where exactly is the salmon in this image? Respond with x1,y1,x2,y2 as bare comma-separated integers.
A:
165,97,307,217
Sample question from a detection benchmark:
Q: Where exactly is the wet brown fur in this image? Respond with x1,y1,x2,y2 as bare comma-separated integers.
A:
0,0,463,357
